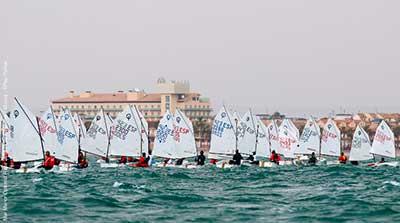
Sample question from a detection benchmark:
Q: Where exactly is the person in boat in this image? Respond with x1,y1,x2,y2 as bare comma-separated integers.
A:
39,151,56,170
269,150,281,165
196,150,206,166
338,152,348,164
175,158,185,166
135,153,149,168
210,159,218,165
231,150,243,165
308,152,317,165
77,151,88,169
247,152,259,165
379,157,385,163
119,156,128,164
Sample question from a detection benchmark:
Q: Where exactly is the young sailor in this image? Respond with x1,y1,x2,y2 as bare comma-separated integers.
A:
196,150,206,166
119,156,128,164
134,153,149,168
77,151,88,169
231,149,243,165
39,151,56,170
308,152,317,165
269,150,281,165
175,158,185,166
338,152,348,164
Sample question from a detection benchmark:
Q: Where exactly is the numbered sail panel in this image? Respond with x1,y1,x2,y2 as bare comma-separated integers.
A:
349,125,373,161
320,119,341,157
81,109,111,157
297,118,320,155
38,107,58,156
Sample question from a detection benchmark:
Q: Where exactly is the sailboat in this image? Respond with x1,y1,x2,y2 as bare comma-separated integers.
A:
267,120,280,153
320,119,341,164
38,107,58,157
349,125,373,164
295,117,321,161
153,110,197,168
238,110,257,157
55,108,80,171
8,98,45,173
109,105,147,161
81,108,113,166
209,106,237,161
369,120,397,167
254,116,271,159
278,119,298,162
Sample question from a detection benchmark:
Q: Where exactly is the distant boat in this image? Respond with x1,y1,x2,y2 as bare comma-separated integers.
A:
320,119,341,158
238,110,257,156
81,108,113,159
296,117,320,155
209,106,237,160
38,107,58,156
153,110,197,161
267,120,280,153
109,105,148,158
370,120,396,164
55,108,79,164
8,97,44,163
349,125,373,162
278,119,298,159
254,116,271,158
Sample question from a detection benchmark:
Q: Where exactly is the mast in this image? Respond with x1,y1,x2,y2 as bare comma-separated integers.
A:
36,117,46,161
131,105,148,156
223,105,237,154
254,124,259,157
102,108,111,163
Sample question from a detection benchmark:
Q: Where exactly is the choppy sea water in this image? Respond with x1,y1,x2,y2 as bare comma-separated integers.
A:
2,162,400,223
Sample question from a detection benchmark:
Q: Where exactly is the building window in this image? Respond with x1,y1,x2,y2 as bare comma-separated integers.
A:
165,96,170,102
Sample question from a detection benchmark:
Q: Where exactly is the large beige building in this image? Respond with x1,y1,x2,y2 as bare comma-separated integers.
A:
51,78,212,123
51,78,212,150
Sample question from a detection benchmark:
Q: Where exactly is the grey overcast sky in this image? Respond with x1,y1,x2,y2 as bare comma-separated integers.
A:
1,0,400,117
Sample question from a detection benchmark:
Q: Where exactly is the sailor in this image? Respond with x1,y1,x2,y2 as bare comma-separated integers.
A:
232,149,243,165
196,150,206,166
338,152,348,164
379,157,385,163
135,153,149,168
77,151,88,169
39,151,56,170
175,158,185,166
269,150,281,165
308,152,317,165
119,156,128,164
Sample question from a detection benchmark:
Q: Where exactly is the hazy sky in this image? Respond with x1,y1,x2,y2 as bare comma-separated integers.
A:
1,0,400,117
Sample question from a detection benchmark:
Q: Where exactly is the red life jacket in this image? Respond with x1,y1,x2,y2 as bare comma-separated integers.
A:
43,155,55,168
339,155,347,163
270,154,281,163
136,157,148,168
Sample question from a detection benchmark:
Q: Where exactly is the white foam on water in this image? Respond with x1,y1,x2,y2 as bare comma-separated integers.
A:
32,178,42,183
113,181,123,188
383,181,400,186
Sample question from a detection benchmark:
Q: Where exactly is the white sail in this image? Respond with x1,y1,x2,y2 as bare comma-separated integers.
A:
268,120,280,153
81,109,112,157
349,125,373,161
238,110,257,155
209,107,236,158
320,119,341,157
278,119,298,158
281,119,299,140
173,109,197,158
370,120,395,158
153,111,175,158
73,113,86,139
131,105,149,155
255,117,270,158
109,106,142,157
56,109,79,163
8,98,44,162
296,117,320,155
38,107,58,156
